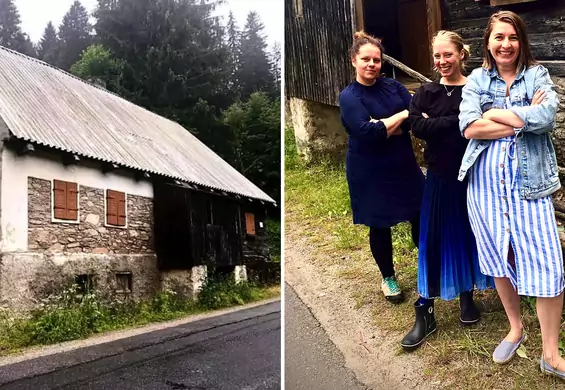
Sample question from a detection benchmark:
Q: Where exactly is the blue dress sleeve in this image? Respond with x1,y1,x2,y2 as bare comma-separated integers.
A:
393,79,413,109
339,87,388,142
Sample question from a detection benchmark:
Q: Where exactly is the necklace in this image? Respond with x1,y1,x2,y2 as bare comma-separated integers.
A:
443,84,457,97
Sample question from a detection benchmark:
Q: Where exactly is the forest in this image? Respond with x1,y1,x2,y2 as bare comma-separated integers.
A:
0,0,281,207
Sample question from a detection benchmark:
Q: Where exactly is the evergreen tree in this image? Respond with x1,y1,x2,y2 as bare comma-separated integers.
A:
0,0,36,56
237,12,275,100
270,41,281,93
57,0,92,71
38,22,58,64
226,11,241,98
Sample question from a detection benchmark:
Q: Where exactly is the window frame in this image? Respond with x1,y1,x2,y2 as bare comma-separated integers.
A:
245,212,256,236
105,189,128,228
51,179,80,223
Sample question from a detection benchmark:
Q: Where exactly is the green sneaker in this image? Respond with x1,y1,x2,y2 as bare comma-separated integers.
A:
381,276,404,304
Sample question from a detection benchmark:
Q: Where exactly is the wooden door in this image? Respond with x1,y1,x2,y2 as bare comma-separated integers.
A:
396,0,442,77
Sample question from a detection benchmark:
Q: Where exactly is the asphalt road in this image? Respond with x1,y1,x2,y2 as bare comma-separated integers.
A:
285,284,367,390
0,301,280,390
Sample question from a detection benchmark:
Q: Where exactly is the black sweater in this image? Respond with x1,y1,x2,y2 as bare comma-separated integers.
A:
408,82,469,178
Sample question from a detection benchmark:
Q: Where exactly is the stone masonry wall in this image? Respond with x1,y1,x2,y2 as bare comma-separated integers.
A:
28,177,154,254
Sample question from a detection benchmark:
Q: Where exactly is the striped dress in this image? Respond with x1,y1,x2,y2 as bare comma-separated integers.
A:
467,98,565,298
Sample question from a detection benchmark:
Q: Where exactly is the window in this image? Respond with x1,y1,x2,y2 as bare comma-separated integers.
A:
75,274,93,295
106,189,127,227
245,212,256,236
53,179,78,221
489,0,536,5
116,272,132,293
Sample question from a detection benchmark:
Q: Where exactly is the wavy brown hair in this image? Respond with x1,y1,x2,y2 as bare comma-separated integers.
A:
482,10,537,72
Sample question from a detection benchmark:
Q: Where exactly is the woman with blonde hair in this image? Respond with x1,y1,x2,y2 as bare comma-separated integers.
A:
459,11,564,378
401,30,494,350
339,31,424,303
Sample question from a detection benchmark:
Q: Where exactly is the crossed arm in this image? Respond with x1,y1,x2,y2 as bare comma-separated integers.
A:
460,67,555,140
463,89,545,140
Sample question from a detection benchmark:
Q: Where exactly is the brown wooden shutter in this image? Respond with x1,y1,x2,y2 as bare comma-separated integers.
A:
107,190,118,225
117,192,126,226
66,182,78,220
245,213,256,235
53,180,68,219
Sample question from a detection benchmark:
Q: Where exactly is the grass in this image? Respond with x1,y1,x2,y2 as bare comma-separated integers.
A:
0,277,280,356
284,125,565,389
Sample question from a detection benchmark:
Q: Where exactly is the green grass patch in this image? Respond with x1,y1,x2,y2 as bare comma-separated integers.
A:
0,278,279,355
284,124,565,389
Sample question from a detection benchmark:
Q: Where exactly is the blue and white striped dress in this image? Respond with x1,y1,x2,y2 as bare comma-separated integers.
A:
467,98,565,297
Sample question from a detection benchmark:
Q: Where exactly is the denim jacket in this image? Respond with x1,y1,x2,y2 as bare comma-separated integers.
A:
458,64,561,200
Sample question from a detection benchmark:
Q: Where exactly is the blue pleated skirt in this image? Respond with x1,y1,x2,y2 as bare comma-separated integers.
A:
417,171,494,300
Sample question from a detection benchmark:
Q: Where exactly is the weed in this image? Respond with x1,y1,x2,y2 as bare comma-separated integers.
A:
0,278,279,354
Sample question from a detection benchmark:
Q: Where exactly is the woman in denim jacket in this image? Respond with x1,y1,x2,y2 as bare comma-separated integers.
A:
458,11,565,378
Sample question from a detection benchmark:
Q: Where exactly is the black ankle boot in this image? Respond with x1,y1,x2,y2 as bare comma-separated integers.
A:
460,290,480,325
400,298,437,350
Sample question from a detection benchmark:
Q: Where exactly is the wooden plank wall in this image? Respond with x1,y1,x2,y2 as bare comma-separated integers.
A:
285,0,356,106
445,0,565,75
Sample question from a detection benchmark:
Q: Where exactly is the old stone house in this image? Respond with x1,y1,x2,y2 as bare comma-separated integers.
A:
285,0,565,234
0,46,276,311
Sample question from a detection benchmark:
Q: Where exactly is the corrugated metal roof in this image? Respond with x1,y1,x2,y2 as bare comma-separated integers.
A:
0,46,276,204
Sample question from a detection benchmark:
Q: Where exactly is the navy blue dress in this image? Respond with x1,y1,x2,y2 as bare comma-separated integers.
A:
339,78,424,228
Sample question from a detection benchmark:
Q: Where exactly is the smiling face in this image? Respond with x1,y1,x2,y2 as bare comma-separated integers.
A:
488,21,520,70
352,43,382,84
433,38,463,80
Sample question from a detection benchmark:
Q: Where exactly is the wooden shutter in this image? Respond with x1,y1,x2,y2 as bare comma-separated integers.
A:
53,180,67,219
117,191,126,226
66,182,78,220
107,190,118,225
245,212,256,235
53,180,78,220
107,190,126,226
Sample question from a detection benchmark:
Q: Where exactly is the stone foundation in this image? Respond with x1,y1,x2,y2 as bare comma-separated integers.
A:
234,265,248,283
289,97,348,162
0,252,159,312
160,266,207,299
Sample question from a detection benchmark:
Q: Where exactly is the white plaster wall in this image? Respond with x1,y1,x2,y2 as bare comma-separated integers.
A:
1,148,153,252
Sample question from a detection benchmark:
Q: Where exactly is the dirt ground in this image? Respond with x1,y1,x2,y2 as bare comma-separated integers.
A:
285,226,446,390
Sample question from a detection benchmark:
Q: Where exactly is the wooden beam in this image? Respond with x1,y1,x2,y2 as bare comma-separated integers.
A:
383,54,432,83
426,0,442,74
354,0,364,32
490,0,536,5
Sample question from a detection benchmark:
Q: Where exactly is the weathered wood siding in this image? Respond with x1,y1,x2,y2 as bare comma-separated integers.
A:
285,0,356,106
445,0,565,74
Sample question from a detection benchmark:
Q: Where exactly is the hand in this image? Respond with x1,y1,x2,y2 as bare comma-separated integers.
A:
422,112,429,119
369,117,379,123
531,89,546,106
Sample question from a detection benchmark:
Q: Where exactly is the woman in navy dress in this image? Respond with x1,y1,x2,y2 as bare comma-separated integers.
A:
339,31,425,303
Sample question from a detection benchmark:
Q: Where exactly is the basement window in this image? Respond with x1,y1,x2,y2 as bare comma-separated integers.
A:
75,274,94,295
116,272,132,293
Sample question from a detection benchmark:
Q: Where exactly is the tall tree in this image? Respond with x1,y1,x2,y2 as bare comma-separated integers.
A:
223,92,281,203
94,0,232,145
70,44,123,90
226,11,241,98
237,12,275,100
0,0,36,56
57,0,92,71
37,21,58,64
270,41,281,93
